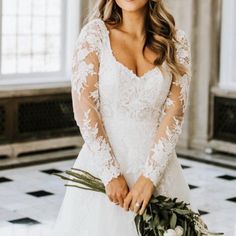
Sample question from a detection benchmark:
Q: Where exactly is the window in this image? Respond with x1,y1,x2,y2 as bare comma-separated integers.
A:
0,0,80,84
219,0,236,90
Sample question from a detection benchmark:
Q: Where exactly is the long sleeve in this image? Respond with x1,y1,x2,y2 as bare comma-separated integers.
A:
141,29,192,187
71,21,122,186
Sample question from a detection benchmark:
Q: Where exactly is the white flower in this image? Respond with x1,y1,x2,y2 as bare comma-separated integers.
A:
164,229,177,236
175,225,184,236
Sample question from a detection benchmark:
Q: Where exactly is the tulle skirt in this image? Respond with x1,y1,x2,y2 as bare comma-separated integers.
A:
51,144,199,236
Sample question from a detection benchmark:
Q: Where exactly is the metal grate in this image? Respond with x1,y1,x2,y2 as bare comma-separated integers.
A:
18,97,78,139
0,105,6,137
213,96,236,143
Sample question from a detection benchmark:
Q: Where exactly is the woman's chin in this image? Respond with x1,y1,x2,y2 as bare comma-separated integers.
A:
116,0,148,12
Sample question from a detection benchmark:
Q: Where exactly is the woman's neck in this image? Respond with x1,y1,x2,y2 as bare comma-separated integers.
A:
120,7,147,38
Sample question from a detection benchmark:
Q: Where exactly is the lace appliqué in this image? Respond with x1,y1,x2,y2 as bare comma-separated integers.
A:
71,19,121,186
142,117,183,185
80,110,121,185
141,29,191,188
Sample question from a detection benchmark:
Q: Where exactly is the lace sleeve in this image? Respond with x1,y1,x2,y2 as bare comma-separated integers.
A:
71,20,122,186
141,29,192,187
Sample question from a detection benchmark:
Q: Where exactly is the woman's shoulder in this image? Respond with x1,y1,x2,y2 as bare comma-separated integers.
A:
74,18,107,54
174,28,191,69
175,28,190,46
79,18,105,41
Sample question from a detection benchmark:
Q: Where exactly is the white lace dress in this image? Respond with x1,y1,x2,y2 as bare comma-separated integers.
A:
52,18,198,236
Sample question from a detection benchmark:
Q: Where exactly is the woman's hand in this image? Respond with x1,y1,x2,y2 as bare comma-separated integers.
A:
123,175,155,215
105,174,129,208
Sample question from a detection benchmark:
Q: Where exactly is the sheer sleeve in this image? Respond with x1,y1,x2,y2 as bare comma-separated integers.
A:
71,21,122,186
141,29,192,187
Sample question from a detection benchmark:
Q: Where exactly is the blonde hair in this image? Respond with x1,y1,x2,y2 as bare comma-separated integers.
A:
85,0,187,78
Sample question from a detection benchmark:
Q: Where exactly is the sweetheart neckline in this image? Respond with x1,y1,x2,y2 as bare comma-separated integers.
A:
97,18,163,80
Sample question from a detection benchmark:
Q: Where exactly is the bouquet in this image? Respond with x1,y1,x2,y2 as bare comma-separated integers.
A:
54,168,224,236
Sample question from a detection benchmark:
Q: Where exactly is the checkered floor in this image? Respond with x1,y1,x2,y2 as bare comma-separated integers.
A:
0,157,235,236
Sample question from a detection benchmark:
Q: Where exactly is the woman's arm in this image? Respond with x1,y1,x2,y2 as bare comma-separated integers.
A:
141,29,192,188
71,21,122,187
124,29,191,215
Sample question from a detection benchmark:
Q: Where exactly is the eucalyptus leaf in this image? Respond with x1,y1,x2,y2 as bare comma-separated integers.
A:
170,212,177,228
174,209,192,215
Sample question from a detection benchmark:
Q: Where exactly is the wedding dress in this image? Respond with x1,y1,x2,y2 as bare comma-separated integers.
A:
52,18,198,236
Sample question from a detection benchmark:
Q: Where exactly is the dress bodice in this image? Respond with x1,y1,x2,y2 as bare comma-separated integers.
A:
70,18,191,187
96,18,172,123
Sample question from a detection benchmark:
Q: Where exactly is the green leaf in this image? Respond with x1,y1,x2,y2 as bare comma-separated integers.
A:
55,168,224,236
170,213,177,229
174,209,192,215
153,215,159,226
71,167,101,181
143,211,152,222
184,220,187,236
134,215,142,236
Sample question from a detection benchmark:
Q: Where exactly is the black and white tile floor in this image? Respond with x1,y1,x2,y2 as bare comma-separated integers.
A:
0,157,235,236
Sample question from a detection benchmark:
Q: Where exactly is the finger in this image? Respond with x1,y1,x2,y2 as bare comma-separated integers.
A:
130,195,138,212
117,194,124,207
139,198,148,215
108,192,117,203
133,198,143,214
112,195,119,205
107,195,113,202
122,188,129,198
123,193,132,211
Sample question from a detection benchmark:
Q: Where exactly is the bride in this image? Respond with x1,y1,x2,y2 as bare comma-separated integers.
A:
52,0,198,235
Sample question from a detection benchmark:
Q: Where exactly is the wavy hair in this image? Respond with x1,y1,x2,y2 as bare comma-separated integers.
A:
86,0,187,78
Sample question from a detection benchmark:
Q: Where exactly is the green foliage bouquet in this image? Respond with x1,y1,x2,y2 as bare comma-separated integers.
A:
54,168,224,236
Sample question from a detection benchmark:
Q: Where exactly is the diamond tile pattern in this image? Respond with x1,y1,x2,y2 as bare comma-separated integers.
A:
226,197,236,203
26,190,54,197
216,174,236,180
9,217,40,225
181,164,191,169
188,184,199,190
41,168,63,175
198,210,209,215
0,177,13,183
0,158,235,236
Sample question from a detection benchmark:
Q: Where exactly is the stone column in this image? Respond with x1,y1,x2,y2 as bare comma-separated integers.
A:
188,0,222,151
166,0,223,152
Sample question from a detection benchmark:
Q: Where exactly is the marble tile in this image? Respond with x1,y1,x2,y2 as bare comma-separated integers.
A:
0,158,235,236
